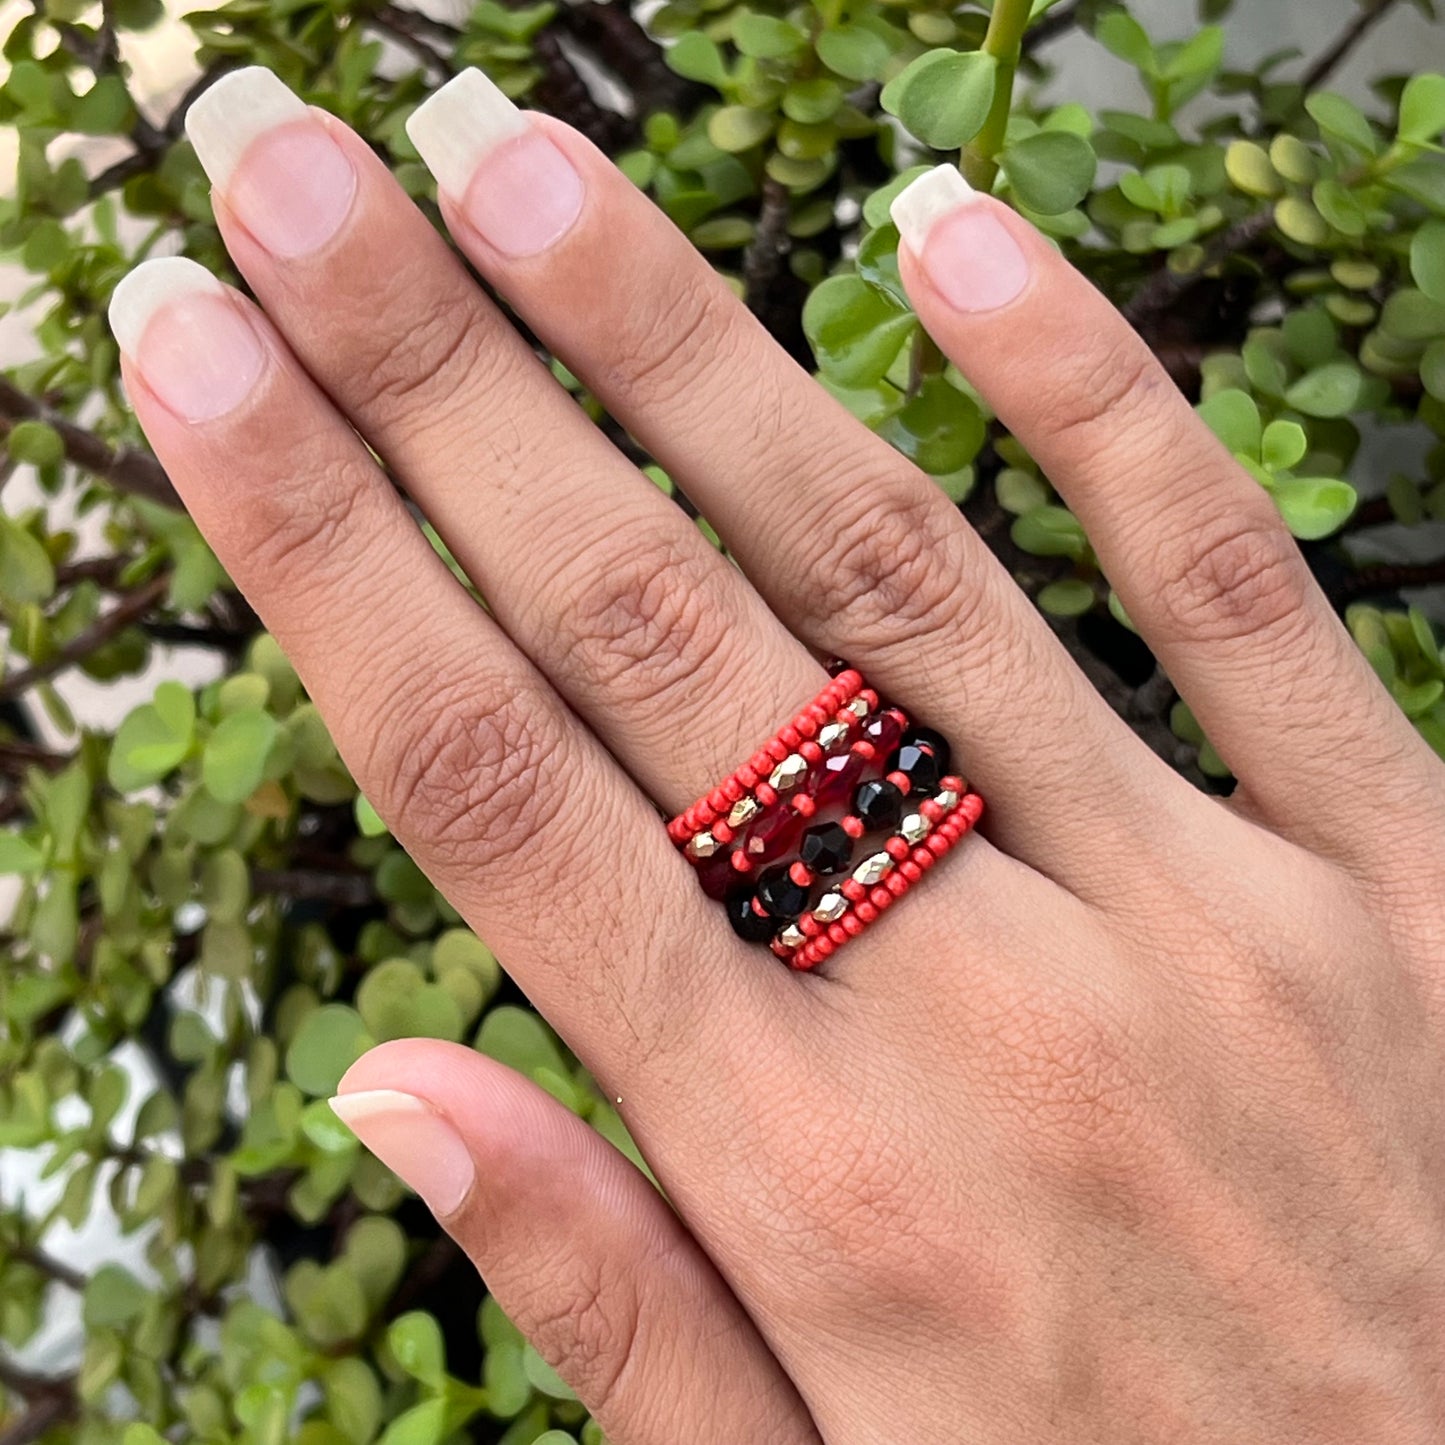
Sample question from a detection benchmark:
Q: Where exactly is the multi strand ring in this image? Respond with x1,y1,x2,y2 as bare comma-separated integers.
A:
667,665,983,970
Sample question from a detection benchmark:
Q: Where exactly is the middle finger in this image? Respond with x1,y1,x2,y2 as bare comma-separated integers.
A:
185,67,826,813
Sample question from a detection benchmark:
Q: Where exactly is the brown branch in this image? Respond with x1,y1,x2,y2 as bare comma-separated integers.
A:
0,1361,76,1445
1337,558,1445,601
0,573,170,703
0,741,73,777
0,378,179,507
369,5,456,76
743,178,792,317
251,867,378,906
567,3,699,115
1122,210,1275,328
1300,0,1404,92
10,1246,86,1292
1023,0,1082,53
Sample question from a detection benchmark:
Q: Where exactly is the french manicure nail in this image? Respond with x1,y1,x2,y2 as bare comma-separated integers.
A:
109,257,265,423
186,66,357,259
329,1088,474,1217
406,68,585,259
891,164,1030,314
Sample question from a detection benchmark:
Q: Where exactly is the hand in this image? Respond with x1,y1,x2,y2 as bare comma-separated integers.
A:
111,67,1445,1445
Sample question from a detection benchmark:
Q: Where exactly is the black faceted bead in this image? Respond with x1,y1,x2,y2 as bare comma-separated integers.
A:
727,888,780,942
756,864,810,920
799,821,853,876
903,725,952,776
854,778,905,831
888,741,944,792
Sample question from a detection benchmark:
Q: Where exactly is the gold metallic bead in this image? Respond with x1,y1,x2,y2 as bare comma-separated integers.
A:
813,891,848,923
935,788,960,813
686,830,721,860
852,852,894,886
900,812,929,844
728,795,762,827
778,923,806,949
843,696,869,720
818,721,850,751
769,753,808,791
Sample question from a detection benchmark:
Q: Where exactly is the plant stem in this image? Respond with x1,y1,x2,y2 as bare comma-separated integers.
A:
961,0,1033,191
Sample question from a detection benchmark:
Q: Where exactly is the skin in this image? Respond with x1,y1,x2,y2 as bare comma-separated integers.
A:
121,107,1445,1444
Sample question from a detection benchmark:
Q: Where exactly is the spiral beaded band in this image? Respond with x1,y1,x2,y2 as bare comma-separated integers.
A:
668,666,983,970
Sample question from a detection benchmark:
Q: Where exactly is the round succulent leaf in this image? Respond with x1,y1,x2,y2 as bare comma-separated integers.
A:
1000,131,1098,215
1284,360,1364,418
107,680,196,791
202,707,279,804
802,272,916,387
874,376,985,475
285,1004,375,1097
814,22,892,82
1272,476,1358,539
880,48,998,151
1037,578,1097,617
1305,91,1379,155
707,103,774,153
1411,220,1445,305
1224,139,1279,197
1398,72,1445,145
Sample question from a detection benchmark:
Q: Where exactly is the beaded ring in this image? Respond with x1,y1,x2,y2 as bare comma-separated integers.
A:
668,664,982,970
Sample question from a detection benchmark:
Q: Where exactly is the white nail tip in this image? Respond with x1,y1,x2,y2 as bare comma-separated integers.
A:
890,164,980,249
108,256,226,357
329,1089,431,1127
406,67,529,198
186,66,309,189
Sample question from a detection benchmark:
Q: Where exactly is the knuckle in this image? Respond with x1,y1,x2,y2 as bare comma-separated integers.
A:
362,673,567,869
523,1258,646,1419
1151,507,1310,648
350,287,491,417
606,268,737,410
802,479,969,644
551,525,738,707
1029,335,1163,453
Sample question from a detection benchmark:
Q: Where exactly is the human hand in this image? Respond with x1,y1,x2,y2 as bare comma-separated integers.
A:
110,67,1445,1444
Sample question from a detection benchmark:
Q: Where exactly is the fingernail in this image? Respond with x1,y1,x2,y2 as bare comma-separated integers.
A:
186,66,357,259
329,1089,474,1217
109,257,265,423
891,164,1030,314
406,68,584,259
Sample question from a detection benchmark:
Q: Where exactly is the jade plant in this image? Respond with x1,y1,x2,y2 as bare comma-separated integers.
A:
1,0,1444,1440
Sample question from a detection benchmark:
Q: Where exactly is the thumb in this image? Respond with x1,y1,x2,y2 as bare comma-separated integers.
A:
331,1039,819,1445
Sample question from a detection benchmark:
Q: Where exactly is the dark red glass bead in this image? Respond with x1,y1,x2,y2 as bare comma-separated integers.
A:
902,725,952,776
697,849,740,901
727,888,779,942
799,821,853,876
810,748,866,808
862,709,905,757
854,777,905,831
887,741,943,792
741,807,803,865
756,864,811,920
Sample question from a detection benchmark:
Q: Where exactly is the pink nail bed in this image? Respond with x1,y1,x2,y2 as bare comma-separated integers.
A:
138,289,264,423
227,120,358,259
922,206,1031,314
461,129,585,259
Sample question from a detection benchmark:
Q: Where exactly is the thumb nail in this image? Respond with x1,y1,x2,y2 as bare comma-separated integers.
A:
329,1088,474,1217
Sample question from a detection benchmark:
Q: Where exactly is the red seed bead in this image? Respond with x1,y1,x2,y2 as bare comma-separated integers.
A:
754,784,779,809
711,821,734,845
886,770,912,794
814,936,835,959
840,815,865,839
911,846,935,868
885,873,908,897
927,833,949,856
770,937,793,959
736,764,759,789
789,861,813,888
707,787,730,812
858,689,878,710
766,738,790,762
870,885,893,910
852,740,877,763
749,750,773,776
722,778,747,802
822,922,844,946
792,793,816,819
729,851,752,874
799,740,823,763
798,913,822,937
804,702,830,725
842,913,865,936
885,836,911,861
940,775,965,794
920,798,946,822
900,860,923,883
841,878,866,902
856,901,878,924
778,724,802,749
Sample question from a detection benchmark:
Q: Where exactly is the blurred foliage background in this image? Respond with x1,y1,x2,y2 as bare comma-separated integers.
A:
1,0,1444,1440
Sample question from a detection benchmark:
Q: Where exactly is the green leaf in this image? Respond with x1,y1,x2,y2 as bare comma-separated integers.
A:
83,1264,148,1329
1262,419,1309,471
1095,10,1154,72
1399,72,1445,144
1422,340,1445,400
1224,139,1280,197
1197,388,1262,457
1305,92,1379,155
1011,505,1090,561
1411,220,1445,304
389,1312,447,1387
880,49,997,150
1000,131,1097,215
1273,477,1357,539
0,514,56,604
815,23,892,82
286,1005,374,1097
733,10,806,59
665,33,727,87
1284,361,1364,418
802,273,916,387
1037,578,1096,617
874,376,985,474
6,419,64,466
0,830,44,874
202,707,278,804
707,104,774,153
107,681,196,790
